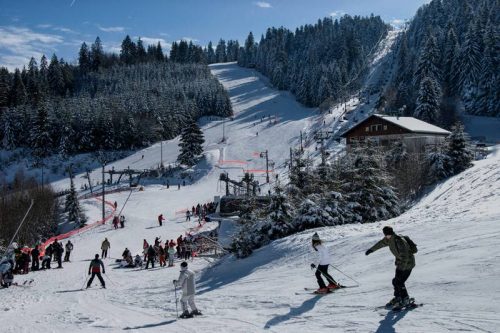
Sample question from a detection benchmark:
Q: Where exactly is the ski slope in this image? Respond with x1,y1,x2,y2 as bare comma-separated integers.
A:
2,43,499,332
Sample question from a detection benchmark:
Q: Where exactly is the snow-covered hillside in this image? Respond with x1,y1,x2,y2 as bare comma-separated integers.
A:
1,38,499,332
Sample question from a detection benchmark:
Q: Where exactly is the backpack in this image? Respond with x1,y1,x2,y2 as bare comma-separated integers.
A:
402,235,418,254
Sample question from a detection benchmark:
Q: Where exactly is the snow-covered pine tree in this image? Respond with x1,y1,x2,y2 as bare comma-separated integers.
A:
385,140,408,170
341,143,400,223
426,143,451,183
446,122,473,174
413,34,441,90
31,103,52,164
292,195,334,231
177,121,205,166
65,173,86,227
414,76,441,124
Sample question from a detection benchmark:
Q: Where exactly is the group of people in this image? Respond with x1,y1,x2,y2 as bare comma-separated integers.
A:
112,215,126,229
0,239,75,288
185,202,216,225
311,226,417,310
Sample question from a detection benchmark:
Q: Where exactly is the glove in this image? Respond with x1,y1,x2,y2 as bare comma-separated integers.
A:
103,271,106,274
310,263,316,269
88,272,91,275
365,249,373,256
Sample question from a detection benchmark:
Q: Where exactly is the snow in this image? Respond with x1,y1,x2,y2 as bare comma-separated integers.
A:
1,35,499,332
373,114,451,135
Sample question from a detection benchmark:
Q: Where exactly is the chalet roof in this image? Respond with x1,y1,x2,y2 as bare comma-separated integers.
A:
340,114,451,137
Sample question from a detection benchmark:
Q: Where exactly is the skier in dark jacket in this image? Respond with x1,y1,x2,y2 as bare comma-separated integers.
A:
158,214,165,227
53,240,64,268
87,254,105,288
145,245,156,269
365,226,416,309
31,246,40,271
42,244,53,269
64,240,73,262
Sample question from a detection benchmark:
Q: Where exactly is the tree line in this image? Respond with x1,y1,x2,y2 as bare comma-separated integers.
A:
384,0,499,127
0,35,233,162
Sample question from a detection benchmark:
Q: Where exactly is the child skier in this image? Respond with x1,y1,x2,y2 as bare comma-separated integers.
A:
87,254,106,289
311,232,340,294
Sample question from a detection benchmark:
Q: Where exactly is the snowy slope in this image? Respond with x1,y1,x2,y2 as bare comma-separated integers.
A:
1,36,499,332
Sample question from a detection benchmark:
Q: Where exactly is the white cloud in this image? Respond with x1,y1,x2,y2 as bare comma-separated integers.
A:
0,26,64,70
254,1,272,8
53,26,77,34
180,37,199,43
37,24,52,29
97,25,126,33
330,10,346,17
390,19,406,28
138,36,171,48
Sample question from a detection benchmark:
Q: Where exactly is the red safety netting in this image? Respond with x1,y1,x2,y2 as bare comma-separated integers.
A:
22,196,116,256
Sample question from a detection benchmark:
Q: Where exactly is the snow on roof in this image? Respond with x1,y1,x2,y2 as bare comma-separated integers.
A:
374,114,450,135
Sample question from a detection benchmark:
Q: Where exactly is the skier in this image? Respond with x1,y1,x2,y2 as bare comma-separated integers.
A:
145,245,156,269
87,254,105,289
114,201,118,209
158,245,166,267
119,215,125,228
158,214,165,227
173,261,202,318
53,240,64,268
365,226,416,309
186,210,191,221
311,233,340,294
143,239,149,261
113,215,119,229
41,244,52,269
31,245,40,271
168,244,176,267
101,238,110,258
64,240,73,262
0,258,14,288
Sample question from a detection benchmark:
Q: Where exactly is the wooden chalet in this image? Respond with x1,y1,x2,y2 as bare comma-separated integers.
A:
340,114,450,152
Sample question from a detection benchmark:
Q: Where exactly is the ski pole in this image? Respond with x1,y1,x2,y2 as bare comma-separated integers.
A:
328,264,360,287
103,273,117,286
81,274,90,290
174,283,179,318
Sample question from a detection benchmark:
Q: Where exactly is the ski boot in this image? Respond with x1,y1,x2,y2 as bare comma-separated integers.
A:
385,297,398,308
313,287,330,294
327,283,341,290
190,309,203,316
179,310,193,319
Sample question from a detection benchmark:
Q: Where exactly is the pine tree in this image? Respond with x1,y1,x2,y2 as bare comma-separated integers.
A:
65,172,86,226
426,144,451,183
155,42,165,62
446,122,473,174
205,41,216,64
341,143,400,223
91,37,104,71
120,35,137,65
9,69,27,106
0,67,10,107
47,54,65,95
177,121,205,166
413,34,441,89
78,42,91,73
31,103,52,164
136,38,147,62
414,77,441,124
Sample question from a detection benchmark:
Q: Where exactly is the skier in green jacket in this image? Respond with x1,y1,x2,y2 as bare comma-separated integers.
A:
365,226,416,309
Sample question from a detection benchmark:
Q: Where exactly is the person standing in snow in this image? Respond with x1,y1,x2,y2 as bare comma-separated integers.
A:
31,245,40,271
53,240,64,268
365,226,416,308
311,232,340,294
120,215,125,228
158,245,166,267
173,261,202,318
145,245,156,269
158,214,165,227
186,210,191,221
64,240,73,262
101,238,110,259
167,244,176,267
87,254,105,289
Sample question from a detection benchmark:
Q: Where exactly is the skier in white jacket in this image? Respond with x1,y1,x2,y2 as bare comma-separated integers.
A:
173,261,202,318
311,233,340,294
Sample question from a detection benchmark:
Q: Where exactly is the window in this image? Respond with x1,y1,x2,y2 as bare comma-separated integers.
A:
383,125,388,131
350,137,358,143
365,126,370,132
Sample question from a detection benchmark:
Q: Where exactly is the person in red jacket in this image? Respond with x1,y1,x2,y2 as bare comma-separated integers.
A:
87,254,105,289
158,214,165,227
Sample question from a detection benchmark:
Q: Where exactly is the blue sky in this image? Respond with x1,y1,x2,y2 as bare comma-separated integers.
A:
0,0,429,70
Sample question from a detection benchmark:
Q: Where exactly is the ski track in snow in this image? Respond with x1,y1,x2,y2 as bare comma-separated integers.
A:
1,32,500,332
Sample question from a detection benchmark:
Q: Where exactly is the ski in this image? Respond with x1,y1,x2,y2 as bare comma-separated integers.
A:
392,302,423,312
303,285,357,291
